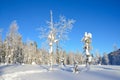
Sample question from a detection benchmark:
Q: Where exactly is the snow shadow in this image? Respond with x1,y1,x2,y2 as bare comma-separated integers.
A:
60,66,73,72
40,65,49,71
0,64,14,69
88,71,120,80
98,66,120,71
0,65,15,74
60,66,88,73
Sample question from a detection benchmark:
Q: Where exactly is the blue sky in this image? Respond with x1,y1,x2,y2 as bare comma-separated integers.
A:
0,0,120,55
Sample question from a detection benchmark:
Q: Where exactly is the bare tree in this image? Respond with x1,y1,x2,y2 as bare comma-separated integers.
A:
38,10,75,70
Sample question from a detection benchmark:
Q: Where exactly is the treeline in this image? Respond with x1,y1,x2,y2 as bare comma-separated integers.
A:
0,21,110,65
108,49,120,65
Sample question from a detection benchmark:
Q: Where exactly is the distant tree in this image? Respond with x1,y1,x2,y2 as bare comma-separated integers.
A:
74,50,84,64
0,29,5,64
66,52,74,65
56,42,60,65
113,43,118,51
58,49,66,66
40,48,49,65
4,21,23,64
102,52,109,65
62,50,67,66
94,50,102,65
23,40,37,64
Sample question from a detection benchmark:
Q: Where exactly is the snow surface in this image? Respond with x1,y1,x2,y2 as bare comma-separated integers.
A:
0,64,120,80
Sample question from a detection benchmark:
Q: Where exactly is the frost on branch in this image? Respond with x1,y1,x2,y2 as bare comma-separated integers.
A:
38,11,75,44
38,10,75,68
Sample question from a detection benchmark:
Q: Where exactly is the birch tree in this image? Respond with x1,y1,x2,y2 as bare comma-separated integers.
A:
38,10,75,69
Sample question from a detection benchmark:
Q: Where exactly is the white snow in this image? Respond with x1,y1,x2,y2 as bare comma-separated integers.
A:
0,64,120,80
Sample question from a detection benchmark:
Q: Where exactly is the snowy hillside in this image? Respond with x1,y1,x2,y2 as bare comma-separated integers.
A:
0,64,120,80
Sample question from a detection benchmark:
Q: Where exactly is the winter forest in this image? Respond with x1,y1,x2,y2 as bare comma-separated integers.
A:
0,11,110,66
0,0,120,80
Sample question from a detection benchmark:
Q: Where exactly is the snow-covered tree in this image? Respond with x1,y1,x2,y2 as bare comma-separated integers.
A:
0,29,5,64
66,52,74,65
74,50,84,64
61,50,66,66
94,50,102,65
23,40,37,64
56,41,60,64
102,52,109,65
4,21,23,64
38,10,75,69
40,48,49,65
81,32,92,67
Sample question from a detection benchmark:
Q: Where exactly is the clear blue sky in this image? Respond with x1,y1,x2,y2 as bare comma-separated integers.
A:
0,0,120,55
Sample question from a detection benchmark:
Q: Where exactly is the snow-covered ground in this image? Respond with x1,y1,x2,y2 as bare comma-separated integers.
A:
0,64,120,80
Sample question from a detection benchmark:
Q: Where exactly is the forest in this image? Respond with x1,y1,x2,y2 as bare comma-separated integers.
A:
0,20,110,65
